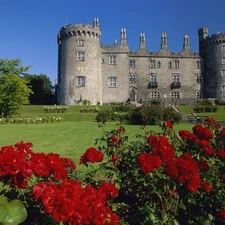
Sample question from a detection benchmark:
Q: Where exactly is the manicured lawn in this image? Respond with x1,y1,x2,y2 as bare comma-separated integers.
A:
0,121,194,169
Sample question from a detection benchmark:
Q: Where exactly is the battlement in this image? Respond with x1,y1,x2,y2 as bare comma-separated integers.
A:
58,18,101,43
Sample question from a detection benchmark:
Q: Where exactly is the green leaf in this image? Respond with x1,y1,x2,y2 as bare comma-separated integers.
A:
0,199,27,224
179,202,186,210
0,196,8,205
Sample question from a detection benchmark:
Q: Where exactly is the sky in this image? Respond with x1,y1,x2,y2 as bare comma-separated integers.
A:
0,0,224,84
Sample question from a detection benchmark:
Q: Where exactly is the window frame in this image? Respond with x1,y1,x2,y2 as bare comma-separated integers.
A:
222,57,225,65
174,60,180,69
109,55,116,65
196,91,202,99
76,76,85,87
129,59,135,68
129,74,136,83
150,73,157,82
78,39,84,46
195,74,202,83
150,59,156,68
222,45,225,51
171,91,180,99
77,51,85,61
150,91,160,98
221,70,225,76
109,77,117,87
222,85,225,92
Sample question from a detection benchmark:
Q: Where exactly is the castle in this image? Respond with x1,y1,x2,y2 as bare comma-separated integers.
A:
57,18,225,105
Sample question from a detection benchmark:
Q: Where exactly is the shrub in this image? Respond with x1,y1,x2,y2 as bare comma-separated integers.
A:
130,104,181,125
81,118,225,224
44,105,68,113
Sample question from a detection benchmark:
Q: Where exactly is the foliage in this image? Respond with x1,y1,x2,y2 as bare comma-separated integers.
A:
44,105,69,113
0,116,63,124
130,104,181,125
193,105,218,113
0,142,119,224
80,107,100,113
196,99,213,106
24,73,55,105
95,109,128,123
80,118,225,224
0,58,33,117
111,104,135,113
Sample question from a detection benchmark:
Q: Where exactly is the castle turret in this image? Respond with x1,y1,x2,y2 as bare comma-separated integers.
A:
57,18,102,105
198,27,225,100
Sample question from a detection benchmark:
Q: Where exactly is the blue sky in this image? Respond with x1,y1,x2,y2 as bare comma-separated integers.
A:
0,0,224,84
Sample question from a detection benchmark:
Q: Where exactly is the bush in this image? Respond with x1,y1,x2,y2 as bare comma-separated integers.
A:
130,104,181,125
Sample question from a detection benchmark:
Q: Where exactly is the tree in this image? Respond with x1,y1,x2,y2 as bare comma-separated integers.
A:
0,58,33,117
24,74,55,105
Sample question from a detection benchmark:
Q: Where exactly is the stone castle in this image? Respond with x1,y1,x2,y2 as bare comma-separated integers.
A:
57,18,225,105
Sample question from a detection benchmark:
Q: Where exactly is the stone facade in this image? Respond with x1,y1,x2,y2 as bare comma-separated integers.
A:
57,18,225,105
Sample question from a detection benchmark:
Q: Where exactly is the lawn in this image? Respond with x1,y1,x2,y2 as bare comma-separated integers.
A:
1,104,224,171
0,120,194,170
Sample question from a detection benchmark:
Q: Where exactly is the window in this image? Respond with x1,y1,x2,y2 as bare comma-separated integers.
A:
129,60,135,68
196,91,202,99
157,61,161,68
222,85,225,92
150,92,160,98
222,45,225,51
150,59,156,68
174,60,179,69
173,73,180,82
109,77,116,87
171,92,180,99
77,52,84,61
168,61,172,69
196,74,202,83
222,70,225,76
78,39,84,46
150,73,157,82
76,76,85,86
196,61,201,69
129,74,135,83
222,57,225,65
109,55,116,64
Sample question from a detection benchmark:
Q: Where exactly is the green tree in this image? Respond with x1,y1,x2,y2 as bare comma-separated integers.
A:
0,58,33,117
24,74,55,105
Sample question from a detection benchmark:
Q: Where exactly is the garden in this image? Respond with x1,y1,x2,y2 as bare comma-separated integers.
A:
0,104,225,224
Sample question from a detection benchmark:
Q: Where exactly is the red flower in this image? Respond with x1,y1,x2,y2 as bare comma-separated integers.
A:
193,124,213,140
179,130,198,143
200,181,214,192
137,153,162,174
218,149,225,159
201,147,216,156
99,182,118,200
80,147,104,164
185,173,200,193
219,209,225,221
112,154,119,162
197,139,211,148
109,136,119,144
147,135,159,147
198,159,209,173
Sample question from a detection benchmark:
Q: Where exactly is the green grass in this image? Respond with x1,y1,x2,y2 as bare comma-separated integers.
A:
176,105,225,122
1,104,224,170
0,121,194,168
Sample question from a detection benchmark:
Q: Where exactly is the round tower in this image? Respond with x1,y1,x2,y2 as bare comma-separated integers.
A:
57,18,102,105
198,28,225,100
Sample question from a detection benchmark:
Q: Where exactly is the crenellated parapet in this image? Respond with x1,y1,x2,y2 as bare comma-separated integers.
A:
58,19,101,44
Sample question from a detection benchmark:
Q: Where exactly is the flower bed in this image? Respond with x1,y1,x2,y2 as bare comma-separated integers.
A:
0,118,225,224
